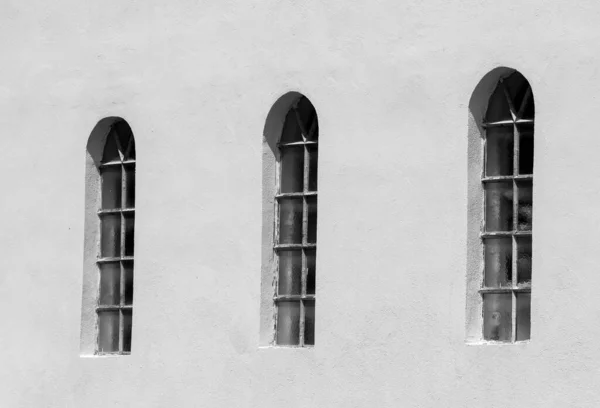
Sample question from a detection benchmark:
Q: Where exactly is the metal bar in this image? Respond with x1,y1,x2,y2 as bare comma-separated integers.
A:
517,86,532,119
275,192,318,199
96,305,133,311
278,140,318,148
100,159,136,168
501,80,518,121
481,231,532,238
307,117,318,140
273,118,285,345
294,107,308,139
120,163,127,259
274,244,316,250
480,175,533,183
119,260,126,352
118,310,124,352
479,287,531,294
299,300,305,347
97,256,135,264
299,140,310,347
98,208,135,216
274,294,316,301
482,120,514,128
481,231,513,238
117,163,127,363
514,123,521,177
482,175,514,182
515,119,534,125
96,351,131,356
511,120,520,343
483,119,534,128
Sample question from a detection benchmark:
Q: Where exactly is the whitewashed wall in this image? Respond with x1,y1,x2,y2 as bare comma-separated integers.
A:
1,0,600,406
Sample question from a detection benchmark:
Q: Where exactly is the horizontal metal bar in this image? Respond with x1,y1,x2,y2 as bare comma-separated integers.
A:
100,159,136,168
482,176,513,182
269,344,314,349
278,141,318,148
96,305,133,311
481,231,532,238
98,208,135,215
515,119,534,125
479,287,531,294
95,351,131,356
483,119,534,128
274,244,317,251
481,174,533,183
97,256,134,264
275,295,316,301
276,192,317,199
481,231,511,238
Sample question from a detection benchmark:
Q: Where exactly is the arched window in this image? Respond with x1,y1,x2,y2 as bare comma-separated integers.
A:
260,93,318,347
81,118,136,355
467,69,534,343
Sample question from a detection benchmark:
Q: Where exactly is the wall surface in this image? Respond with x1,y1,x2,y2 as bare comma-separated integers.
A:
1,0,600,406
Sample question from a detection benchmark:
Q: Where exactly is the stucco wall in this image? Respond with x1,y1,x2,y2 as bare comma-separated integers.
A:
1,0,600,406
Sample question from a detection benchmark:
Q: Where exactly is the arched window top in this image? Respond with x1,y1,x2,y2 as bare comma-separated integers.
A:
102,120,136,163
280,96,319,144
485,70,534,124
86,117,136,166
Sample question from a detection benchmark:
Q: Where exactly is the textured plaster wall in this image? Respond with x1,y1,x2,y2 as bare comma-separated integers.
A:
1,0,600,407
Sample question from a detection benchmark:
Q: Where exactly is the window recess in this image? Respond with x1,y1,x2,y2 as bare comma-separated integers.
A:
274,96,318,347
481,72,534,343
96,122,136,355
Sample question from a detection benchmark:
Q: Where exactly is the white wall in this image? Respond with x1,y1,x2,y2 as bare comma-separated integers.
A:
1,0,600,406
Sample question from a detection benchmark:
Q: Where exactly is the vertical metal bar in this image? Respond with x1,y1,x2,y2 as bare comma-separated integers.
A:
119,161,127,352
295,103,308,138
299,126,310,346
299,300,305,347
481,129,487,339
514,122,521,177
501,80,518,121
517,86,532,119
273,125,283,345
118,309,124,353
512,119,518,345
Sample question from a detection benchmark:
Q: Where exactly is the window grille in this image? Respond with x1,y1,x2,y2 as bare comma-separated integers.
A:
481,72,534,342
274,96,318,346
96,121,136,354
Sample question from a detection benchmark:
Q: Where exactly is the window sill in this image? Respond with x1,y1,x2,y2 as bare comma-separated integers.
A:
465,339,530,346
258,345,314,351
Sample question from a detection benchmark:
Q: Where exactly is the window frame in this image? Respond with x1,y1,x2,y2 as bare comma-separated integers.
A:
466,68,535,344
273,98,318,347
80,117,136,356
259,92,319,347
96,135,136,354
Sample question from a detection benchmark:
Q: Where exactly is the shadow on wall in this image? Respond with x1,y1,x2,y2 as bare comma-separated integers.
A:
263,91,304,160
469,67,516,133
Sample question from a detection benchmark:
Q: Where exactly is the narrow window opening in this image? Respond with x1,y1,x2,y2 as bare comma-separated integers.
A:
274,96,318,347
480,71,534,342
96,121,136,354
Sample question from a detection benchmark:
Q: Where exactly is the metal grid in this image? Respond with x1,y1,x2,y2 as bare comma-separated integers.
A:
274,97,318,347
96,123,136,355
481,75,533,342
